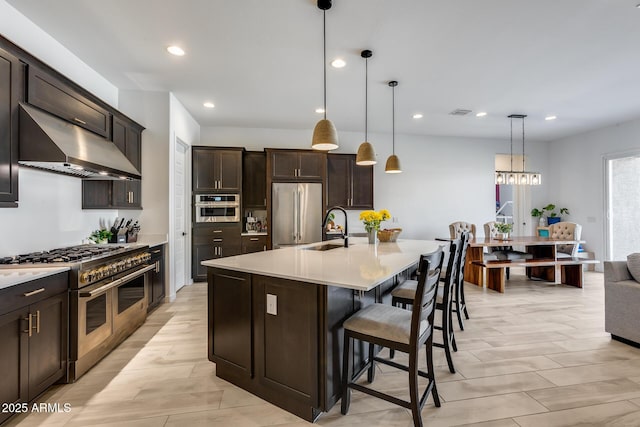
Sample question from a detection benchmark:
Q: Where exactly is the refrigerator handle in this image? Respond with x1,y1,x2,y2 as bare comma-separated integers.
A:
297,190,302,241
293,191,298,241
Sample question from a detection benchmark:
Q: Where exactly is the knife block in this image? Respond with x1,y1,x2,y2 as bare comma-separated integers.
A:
116,229,127,243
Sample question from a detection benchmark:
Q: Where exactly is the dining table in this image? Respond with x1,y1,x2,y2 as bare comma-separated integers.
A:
465,236,598,292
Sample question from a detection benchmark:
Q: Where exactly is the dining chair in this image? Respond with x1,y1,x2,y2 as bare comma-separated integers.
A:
451,231,470,330
449,221,476,239
341,254,443,427
390,239,460,373
549,221,582,258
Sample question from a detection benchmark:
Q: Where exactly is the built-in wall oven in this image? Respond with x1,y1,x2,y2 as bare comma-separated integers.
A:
195,194,240,223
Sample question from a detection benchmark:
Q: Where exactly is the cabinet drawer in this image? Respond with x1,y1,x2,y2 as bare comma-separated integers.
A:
27,66,111,138
0,271,68,314
193,225,240,242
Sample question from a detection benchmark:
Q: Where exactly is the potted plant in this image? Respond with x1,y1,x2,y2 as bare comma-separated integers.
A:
531,204,569,226
89,229,113,244
494,222,513,240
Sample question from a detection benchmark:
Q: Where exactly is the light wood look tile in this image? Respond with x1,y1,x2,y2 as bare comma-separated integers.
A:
7,271,640,426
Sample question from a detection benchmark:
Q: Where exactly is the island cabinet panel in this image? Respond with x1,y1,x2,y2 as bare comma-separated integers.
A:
254,276,319,407
208,269,253,378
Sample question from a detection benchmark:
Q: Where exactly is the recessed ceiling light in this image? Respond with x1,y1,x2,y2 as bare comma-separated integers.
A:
203,102,215,108
331,58,346,68
476,112,487,117
315,108,325,114
545,115,557,121
412,113,423,119
166,45,185,56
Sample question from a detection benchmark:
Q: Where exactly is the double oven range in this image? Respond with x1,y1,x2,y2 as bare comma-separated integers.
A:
1,244,153,381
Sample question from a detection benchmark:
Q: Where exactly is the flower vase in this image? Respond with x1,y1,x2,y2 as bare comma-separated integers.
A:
367,229,377,245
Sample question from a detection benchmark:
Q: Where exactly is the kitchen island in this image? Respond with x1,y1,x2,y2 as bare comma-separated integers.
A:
203,239,442,422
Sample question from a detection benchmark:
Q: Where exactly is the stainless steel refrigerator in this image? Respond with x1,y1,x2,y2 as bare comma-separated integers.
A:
271,183,322,248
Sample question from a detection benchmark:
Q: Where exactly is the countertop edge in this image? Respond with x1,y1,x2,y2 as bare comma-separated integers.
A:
0,266,70,291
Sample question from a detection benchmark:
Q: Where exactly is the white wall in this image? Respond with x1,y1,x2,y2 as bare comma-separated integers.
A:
0,0,121,256
549,116,640,266
0,0,118,106
200,126,550,239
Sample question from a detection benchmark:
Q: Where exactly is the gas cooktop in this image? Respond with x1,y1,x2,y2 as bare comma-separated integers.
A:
0,244,130,265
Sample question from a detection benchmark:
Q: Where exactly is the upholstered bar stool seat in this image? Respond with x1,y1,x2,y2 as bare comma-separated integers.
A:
344,303,428,344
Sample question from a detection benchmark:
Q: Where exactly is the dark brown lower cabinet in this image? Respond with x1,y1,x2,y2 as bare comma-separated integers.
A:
0,272,68,425
192,224,241,281
206,267,406,422
241,235,267,254
148,245,166,312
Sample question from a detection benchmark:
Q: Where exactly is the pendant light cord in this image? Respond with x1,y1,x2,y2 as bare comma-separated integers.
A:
392,84,395,155
365,57,368,142
510,117,513,172
322,10,327,120
521,116,525,172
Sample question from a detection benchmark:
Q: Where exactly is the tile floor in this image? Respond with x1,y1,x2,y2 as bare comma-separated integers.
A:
7,269,640,426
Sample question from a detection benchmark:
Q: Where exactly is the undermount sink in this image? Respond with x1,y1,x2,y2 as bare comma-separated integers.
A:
303,243,345,251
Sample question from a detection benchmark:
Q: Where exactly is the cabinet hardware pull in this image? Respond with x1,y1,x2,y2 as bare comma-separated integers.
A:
35,310,40,334
24,315,33,337
263,245,267,251
220,247,222,256
23,288,45,297
213,238,223,242
155,261,160,273
250,238,259,241
152,250,161,254
212,230,222,233
73,117,87,125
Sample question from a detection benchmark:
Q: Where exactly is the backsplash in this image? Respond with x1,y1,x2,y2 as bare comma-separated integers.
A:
0,168,118,256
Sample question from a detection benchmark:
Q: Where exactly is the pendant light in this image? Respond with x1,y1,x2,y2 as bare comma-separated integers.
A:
355,50,376,165
385,81,402,173
495,114,541,185
311,0,339,151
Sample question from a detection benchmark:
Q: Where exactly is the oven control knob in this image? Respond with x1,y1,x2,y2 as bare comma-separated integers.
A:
80,272,90,283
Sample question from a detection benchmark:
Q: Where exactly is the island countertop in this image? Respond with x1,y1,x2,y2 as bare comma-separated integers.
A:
202,238,443,291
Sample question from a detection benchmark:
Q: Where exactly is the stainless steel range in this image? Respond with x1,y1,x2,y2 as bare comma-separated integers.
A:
1,244,153,381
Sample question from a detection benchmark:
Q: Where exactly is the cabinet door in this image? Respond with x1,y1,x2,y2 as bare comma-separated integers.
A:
148,247,165,311
298,152,325,181
0,47,20,207
193,244,217,281
27,65,111,138
111,180,141,209
28,293,68,400
326,154,350,208
82,181,112,209
351,163,374,209
270,151,298,180
193,148,218,192
218,150,242,192
0,307,29,424
242,236,267,254
113,116,142,172
243,152,266,207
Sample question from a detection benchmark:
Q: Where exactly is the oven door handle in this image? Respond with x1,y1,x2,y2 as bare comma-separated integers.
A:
80,264,155,298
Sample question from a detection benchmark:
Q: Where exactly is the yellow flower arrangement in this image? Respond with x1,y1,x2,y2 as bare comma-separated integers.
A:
359,209,391,232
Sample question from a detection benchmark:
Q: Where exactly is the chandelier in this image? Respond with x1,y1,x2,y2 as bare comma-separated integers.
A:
495,114,541,186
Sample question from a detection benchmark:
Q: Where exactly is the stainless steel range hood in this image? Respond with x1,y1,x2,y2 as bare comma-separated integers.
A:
18,103,141,180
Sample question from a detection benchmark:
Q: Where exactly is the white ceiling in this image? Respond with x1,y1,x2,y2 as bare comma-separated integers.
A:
8,0,640,142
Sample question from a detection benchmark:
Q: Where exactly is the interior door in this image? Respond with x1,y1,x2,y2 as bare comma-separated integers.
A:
174,140,188,291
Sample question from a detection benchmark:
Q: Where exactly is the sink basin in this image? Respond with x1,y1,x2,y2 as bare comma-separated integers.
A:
303,243,345,251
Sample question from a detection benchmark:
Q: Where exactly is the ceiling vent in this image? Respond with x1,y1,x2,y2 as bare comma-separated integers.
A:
449,109,472,116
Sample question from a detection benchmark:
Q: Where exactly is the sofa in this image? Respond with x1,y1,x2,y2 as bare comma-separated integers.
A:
604,260,640,346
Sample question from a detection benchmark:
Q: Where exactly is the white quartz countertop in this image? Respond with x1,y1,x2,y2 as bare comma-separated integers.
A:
0,267,70,291
201,238,444,291
134,234,168,248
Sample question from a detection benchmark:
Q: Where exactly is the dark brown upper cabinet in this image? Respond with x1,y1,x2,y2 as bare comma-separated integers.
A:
0,46,21,207
327,154,373,210
82,114,143,209
193,147,242,192
268,149,325,182
26,64,111,139
243,151,266,208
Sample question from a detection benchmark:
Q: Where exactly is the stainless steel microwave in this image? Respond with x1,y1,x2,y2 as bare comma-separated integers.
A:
194,194,240,223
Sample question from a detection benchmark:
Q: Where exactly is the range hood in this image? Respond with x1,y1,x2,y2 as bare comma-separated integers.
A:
18,103,141,180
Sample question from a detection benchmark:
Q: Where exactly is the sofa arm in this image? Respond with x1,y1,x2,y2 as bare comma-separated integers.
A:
604,261,633,283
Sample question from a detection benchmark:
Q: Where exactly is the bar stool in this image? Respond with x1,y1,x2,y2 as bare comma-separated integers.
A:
391,239,461,373
451,232,471,330
341,253,443,427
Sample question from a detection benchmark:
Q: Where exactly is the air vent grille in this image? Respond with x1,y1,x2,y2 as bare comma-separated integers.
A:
449,109,472,116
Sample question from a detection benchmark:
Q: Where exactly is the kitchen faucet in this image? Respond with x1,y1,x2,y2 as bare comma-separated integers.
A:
322,206,348,248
